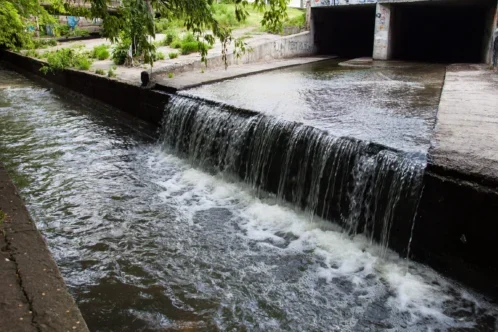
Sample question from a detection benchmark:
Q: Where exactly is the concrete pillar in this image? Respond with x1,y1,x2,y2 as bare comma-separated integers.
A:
373,3,393,60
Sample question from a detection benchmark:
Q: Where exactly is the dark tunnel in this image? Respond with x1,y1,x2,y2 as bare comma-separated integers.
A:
390,0,497,63
312,5,376,58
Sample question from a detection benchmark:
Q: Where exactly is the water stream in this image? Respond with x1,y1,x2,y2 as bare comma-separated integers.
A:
0,67,496,331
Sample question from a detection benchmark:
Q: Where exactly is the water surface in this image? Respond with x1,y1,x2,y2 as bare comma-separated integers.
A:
183,60,446,153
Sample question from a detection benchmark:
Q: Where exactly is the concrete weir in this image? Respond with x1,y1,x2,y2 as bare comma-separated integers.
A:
1,38,498,302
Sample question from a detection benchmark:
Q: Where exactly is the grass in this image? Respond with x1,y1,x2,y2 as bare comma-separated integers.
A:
91,44,110,60
155,52,165,61
107,68,116,78
168,52,178,59
168,73,174,78
95,68,105,75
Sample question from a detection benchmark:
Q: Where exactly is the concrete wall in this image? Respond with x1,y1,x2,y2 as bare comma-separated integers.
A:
0,52,169,125
152,32,315,76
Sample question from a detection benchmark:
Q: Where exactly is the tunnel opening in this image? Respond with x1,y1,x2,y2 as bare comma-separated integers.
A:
390,0,497,63
312,5,376,58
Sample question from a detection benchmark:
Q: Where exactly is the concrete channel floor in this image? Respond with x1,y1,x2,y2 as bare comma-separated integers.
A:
430,64,498,181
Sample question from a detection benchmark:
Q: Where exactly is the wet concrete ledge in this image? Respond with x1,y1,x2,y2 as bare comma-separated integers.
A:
0,163,89,332
2,50,498,300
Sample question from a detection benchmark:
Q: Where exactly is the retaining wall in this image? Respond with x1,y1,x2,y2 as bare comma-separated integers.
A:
0,51,169,125
152,32,315,76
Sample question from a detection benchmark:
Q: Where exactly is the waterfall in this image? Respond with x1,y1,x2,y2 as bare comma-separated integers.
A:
159,95,426,254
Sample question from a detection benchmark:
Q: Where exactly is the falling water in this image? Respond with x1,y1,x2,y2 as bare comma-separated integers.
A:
160,95,426,254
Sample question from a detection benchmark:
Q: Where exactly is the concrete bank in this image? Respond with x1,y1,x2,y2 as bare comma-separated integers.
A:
411,64,498,299
0,163,89,332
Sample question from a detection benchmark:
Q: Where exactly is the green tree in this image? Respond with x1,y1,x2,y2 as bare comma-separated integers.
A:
0,0,65,49
92,0,289,65
0,0,288,65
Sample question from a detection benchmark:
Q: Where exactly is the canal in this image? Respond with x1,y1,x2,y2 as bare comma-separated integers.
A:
0,65,496,331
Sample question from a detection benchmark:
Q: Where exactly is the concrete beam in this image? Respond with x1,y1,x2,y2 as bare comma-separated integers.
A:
373,3,392,60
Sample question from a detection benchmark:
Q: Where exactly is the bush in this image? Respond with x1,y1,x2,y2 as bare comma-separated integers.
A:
24,49,40,58
168,52,178,59
170,38,181,49
91,44,110,60
0,1,31,50
180,41,199,55
155,52,165,60
40,48,92,73
95,69,105,75
165,30,178,45
283,13,306,29
112,41,130,65
107,68,116,78
75,56,91,70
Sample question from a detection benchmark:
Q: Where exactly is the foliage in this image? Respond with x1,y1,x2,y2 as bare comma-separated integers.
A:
170,38,182,49
107,68,116,77
39,48,93,74
32,38,57,49
168,73,174,78
91,44,110,60
95,68,105,75
96,0,287,66
180,41,199,55
112,40,131,65
0,1,32,50
155,51,165,60
168,52,178,59
24,49,40,58
283,12,306,30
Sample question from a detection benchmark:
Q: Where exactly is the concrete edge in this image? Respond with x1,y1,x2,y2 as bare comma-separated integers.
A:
160,56,336,91
0,163,90,332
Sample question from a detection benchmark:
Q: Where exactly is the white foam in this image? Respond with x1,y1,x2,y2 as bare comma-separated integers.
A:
144,147,495,330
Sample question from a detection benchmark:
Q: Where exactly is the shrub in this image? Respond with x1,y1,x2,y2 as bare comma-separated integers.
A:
107,69,116,78
180,41,199,55
32,39,57,49
112,41,130,65
165,30,178,45
168,52,178,59
283,13,306,30
91,44,110,60
95,69,105,75
75,56,91,70
24,49,40,58
39,48,92,73
170,38,181,49
155,52,165,60
43,48,75,72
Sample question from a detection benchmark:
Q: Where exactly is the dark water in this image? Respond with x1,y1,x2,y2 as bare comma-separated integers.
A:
183,60,446,153
0,67,497,331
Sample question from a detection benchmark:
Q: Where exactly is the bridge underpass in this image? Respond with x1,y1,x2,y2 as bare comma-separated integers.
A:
311,0,498,65
312,5,376,58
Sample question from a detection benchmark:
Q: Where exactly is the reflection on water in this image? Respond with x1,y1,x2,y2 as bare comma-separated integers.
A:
183,60,446,153
0,67,496,332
